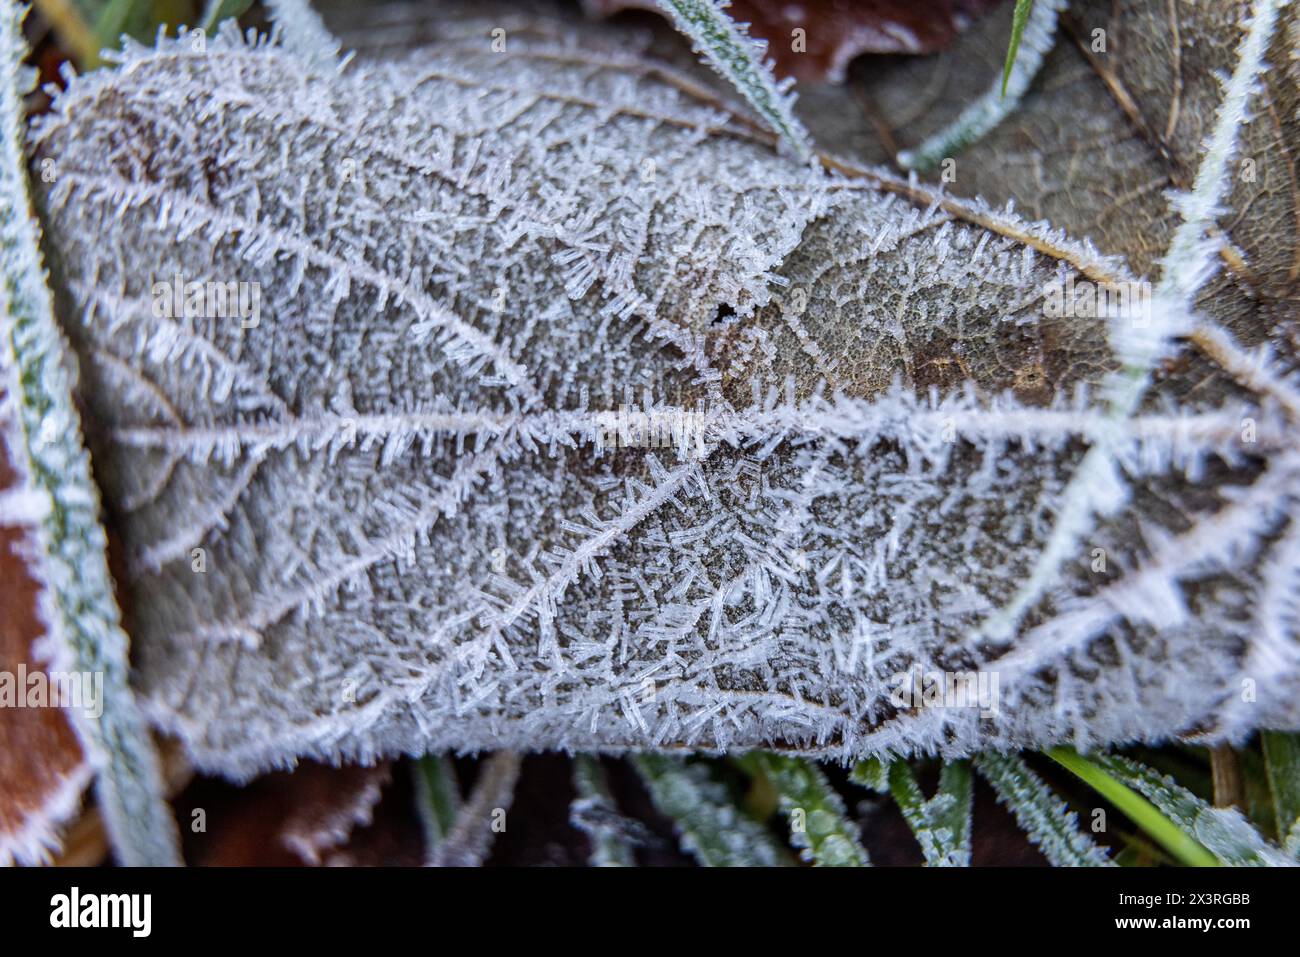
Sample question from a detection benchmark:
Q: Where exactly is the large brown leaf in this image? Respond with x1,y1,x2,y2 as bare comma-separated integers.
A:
25,0,1300,779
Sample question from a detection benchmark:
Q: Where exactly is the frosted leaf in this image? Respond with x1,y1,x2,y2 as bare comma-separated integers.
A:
855,759,972,867
570,754,642,866
1,1,177,864
413,753,461,859
279,762,391,865
1089,753,1294,867
968,0,1289,652
738,752,869,866
632,754,790,866
973,753,1113,867
26,6,1300,779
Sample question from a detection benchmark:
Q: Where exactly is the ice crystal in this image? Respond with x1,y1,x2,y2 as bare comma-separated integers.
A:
25,4,1300,781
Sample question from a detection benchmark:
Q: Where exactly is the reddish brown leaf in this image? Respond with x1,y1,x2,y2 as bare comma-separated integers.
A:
0,441,90,866
178,761,398,866
583,0,1000,82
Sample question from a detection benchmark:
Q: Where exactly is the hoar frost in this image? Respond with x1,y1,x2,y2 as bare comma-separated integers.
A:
27,13,1300,777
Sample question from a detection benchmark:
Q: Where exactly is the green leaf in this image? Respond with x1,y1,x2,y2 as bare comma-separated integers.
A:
633,755,791,866
412,753,460,857
1001,0,1035,97
738,753,868,866
0,3,179,865
1261,732,1300,857
1070,751,1292,866
974,753,1113,867
654,0,811,161
874,760,973,867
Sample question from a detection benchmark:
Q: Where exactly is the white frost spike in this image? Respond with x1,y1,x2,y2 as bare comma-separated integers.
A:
265,0,347,69
0,4,179,864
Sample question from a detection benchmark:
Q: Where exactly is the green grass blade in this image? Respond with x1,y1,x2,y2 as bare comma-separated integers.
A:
738,753,868,866
633,755,791,866
428,751,519,867
413,753,460,858
1072,751,1292,866
899,0,1063,171
1261,732,1300,857
1001,0,1035,97
1,3,179,865
654,0,811,161
874,760,973,867
571,755,637,867
849,756,890,792
974,753,1113,866
1048,749,1217,867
